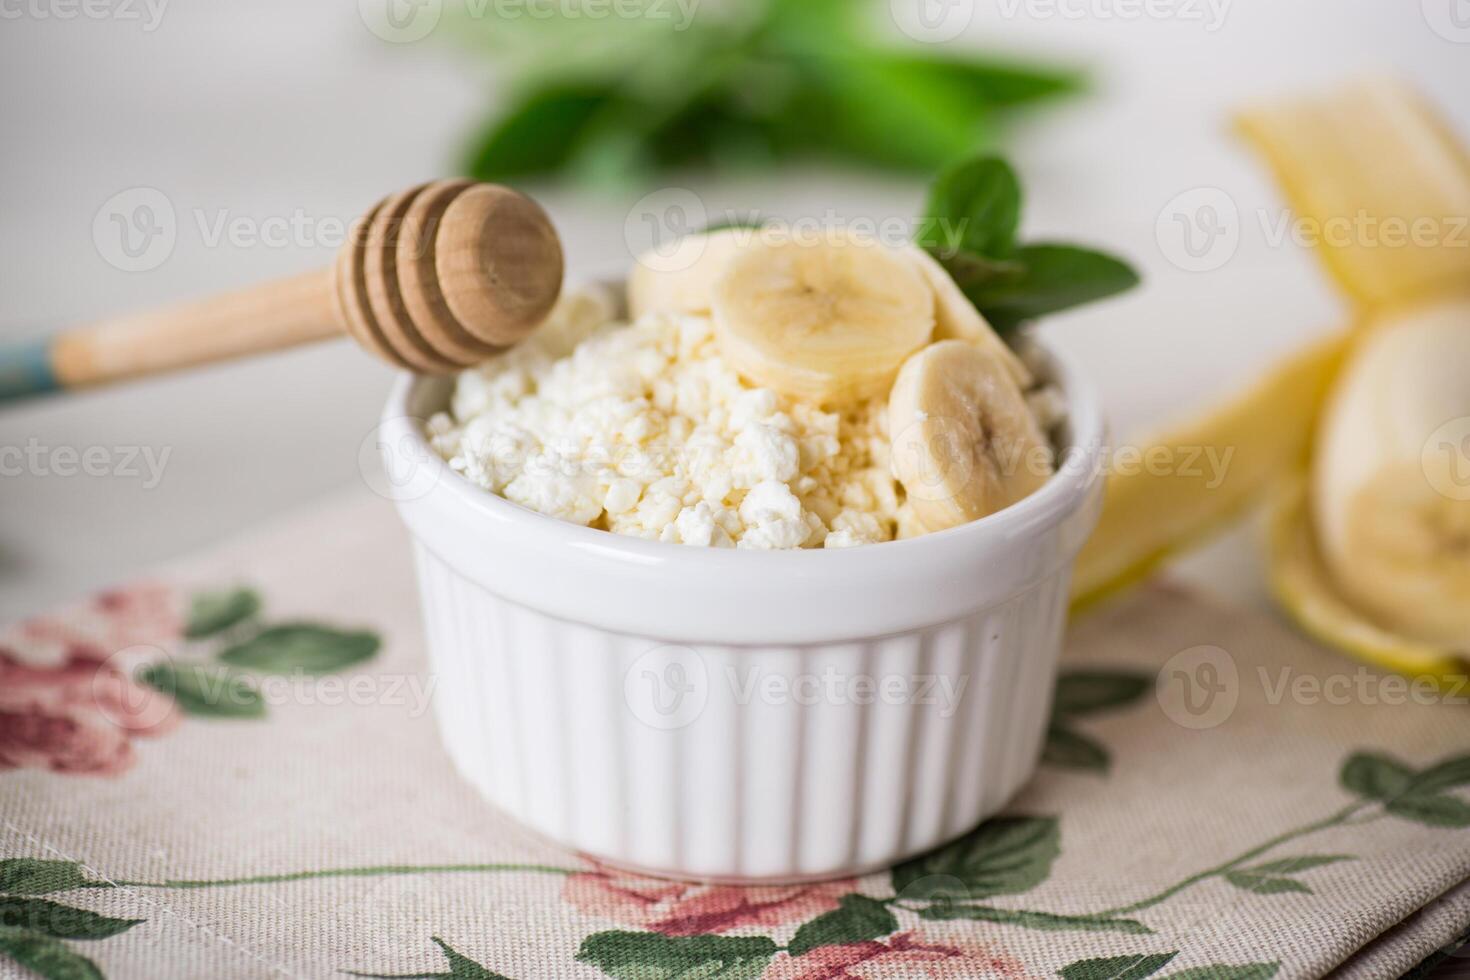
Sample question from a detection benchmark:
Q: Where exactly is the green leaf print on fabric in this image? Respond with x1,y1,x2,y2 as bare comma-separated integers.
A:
1059,953,1178,980
1045,669,1153,773
1051,671,1153,716
576,931,779,980
786,895,897,956
0,928,102,980
1341,751,1470,827
139,663,265,719
1165,965,1280,980
183,589,261,639
1222,855,1353,896
1058,955,1279,980
919,905,1153,934
348,936,512,979
891,816,1059,900
1340,752,1417,800
0,898,140,940
0,861,89,897
218,624,380,674
1042,725,1110,772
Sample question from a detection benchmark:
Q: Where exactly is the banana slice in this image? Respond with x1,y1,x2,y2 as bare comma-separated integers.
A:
712,234,935,404
902,243,1032,388
628,227,753,321
889,339,1053,532
1311,299,1470,648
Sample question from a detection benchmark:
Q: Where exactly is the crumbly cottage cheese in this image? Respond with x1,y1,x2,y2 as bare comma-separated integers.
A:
427,286,912,549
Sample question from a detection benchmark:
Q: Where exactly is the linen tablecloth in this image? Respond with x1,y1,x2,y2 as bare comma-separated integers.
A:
2,491,1468,980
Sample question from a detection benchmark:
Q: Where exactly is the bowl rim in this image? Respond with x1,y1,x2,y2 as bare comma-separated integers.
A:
381,321,1107,575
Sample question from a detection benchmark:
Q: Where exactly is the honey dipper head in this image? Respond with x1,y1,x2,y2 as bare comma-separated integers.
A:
334,181,564,374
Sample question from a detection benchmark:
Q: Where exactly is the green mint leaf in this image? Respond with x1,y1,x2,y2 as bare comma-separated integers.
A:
0,898,141,940
185,588,260,639
892,55,1083,108
787,895,897,957
0,861,90,897
1340,752,1417,801
918,156,1021,259
464,85,612,182
965,243,1139,333
1041,725,1110,773
1053,670,1154,717
920,905,1153,934
934,250,1026,294
218,625,379,675
782,53,991,172
891,816,1059,901
575,931,779,980
1059,952,1179,980
0,928,103,980
141,663,265,719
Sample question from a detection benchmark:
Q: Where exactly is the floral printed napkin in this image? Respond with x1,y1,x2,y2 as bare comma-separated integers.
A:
2,491,1468,980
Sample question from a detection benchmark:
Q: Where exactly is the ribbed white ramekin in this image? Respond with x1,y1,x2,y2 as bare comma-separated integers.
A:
382,340,1105,883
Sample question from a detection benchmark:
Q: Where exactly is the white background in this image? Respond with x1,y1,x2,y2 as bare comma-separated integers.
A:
0,0,1465,620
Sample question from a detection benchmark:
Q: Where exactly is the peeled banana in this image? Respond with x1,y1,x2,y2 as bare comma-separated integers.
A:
1311,299,1470,648
888,339,1053,532
712,234,935,404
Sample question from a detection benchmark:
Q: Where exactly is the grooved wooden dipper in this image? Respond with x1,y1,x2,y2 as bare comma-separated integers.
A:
0,180,564,401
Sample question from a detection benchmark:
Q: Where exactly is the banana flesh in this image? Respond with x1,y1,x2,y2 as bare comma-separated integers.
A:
711,234,935,405
888,339,1053,532
1311,299,1470,648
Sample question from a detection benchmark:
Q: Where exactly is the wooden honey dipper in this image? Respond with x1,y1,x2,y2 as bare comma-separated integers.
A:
0,180,564,402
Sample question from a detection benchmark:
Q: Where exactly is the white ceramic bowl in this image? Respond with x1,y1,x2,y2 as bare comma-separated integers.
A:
381,338,1105,883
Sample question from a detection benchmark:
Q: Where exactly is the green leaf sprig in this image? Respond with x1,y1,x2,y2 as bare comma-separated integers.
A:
457,0,1081,185
917,156,1139,334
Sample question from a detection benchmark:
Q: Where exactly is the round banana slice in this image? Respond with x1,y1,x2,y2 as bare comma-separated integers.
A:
903,243,1031,388
1312,299,1470,648
889,339,1054,532
712,235,935,404
628,227,753,321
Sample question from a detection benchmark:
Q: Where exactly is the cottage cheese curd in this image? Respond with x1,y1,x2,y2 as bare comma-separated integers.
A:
427,286,909,549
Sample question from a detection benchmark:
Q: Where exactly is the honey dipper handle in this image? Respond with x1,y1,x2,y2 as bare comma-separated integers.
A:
1,269,341,401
